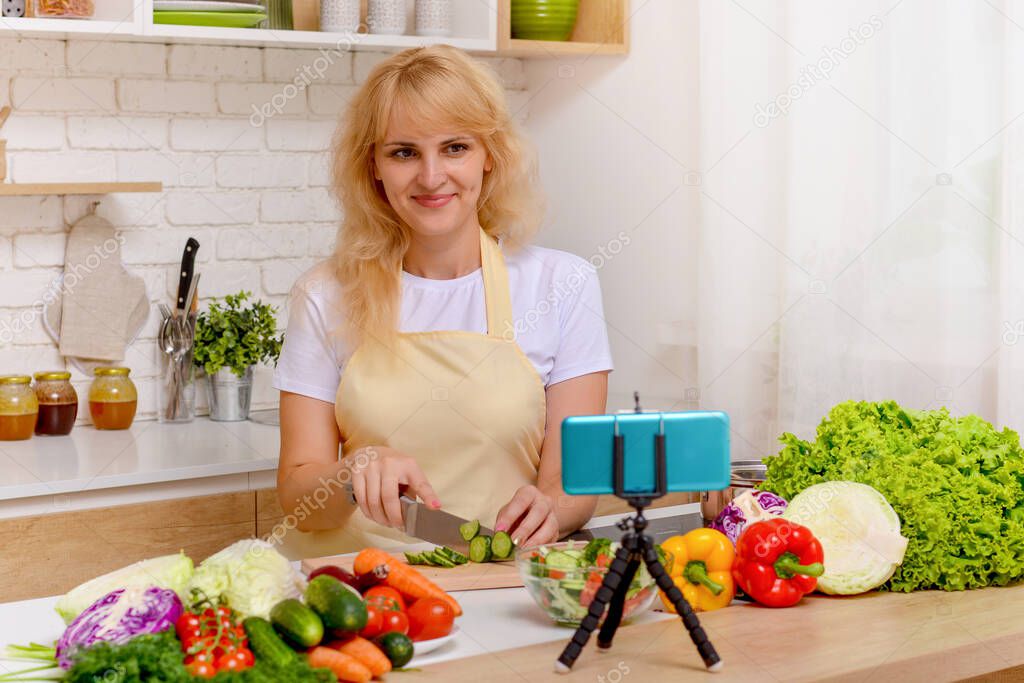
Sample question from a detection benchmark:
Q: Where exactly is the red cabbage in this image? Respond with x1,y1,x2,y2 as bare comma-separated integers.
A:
56,585,183,668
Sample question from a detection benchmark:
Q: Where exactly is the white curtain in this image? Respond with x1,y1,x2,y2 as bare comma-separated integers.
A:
697,0,1024,459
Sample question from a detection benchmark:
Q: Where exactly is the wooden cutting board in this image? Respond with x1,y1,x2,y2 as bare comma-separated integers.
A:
301,552,524,591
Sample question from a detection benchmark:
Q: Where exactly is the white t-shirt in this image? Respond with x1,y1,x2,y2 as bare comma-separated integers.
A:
272,243,614,403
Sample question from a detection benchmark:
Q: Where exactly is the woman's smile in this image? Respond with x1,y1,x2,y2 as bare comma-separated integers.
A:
413,193,456,208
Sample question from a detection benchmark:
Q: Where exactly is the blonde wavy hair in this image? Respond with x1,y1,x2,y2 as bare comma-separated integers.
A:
330,44,545,349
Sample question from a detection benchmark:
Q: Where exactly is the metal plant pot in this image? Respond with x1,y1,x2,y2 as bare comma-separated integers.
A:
207,366,253,422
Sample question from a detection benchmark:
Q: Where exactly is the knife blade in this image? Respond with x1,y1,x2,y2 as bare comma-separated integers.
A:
341,482,491,553
401,496,493,554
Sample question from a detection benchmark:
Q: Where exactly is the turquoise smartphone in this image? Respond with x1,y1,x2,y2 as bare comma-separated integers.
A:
560,411,730,495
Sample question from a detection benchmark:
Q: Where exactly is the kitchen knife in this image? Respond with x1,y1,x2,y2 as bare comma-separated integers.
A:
401,496,494,554
175,237,200,317
343,482,492,553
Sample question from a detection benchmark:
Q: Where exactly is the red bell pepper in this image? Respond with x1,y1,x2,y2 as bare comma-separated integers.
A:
732,518,824,608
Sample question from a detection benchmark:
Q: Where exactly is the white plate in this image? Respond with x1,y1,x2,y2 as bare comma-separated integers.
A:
409,625,459,660
154,1,265,11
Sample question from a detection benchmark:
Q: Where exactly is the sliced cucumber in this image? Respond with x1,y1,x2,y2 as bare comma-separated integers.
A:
491,531,514,559
459,519,481,542
404,552,424,565
469,534,493,563
544,550,579,570
431,553,457,569
438,546,469,565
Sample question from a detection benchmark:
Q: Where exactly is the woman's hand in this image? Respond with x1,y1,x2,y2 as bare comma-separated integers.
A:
346,445,441,529
495,485,559,549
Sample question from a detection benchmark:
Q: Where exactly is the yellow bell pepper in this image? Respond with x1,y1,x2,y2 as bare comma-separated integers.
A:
659,528,735,612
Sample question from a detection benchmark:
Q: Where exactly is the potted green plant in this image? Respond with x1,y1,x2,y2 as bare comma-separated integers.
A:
193,291,283,421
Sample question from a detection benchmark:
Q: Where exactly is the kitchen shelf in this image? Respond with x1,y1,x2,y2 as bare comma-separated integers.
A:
0,1,629,57
0,182,163,196
497,0,630,58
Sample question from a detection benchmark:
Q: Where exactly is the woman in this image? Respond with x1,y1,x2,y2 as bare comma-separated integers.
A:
272,45,613,561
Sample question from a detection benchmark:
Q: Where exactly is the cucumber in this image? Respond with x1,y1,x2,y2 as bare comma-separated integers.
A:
243,617,296,667
443,547,469,565
469,534,492,563
404,552,425,565
270,598,324,648
491,531,514,559
376,632,414,668
435,546,469,565
431,553,457,568
305,574,368,632
544,550,579,570
459,519,481,541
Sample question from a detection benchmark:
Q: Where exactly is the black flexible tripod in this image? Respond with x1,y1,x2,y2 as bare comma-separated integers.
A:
554,400,723,674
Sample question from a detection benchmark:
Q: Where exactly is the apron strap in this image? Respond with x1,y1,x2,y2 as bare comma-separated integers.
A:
479,228,514,339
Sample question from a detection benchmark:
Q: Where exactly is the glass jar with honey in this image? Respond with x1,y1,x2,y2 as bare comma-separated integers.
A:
0,375,39,441
33,371,78,436
89,367,137,430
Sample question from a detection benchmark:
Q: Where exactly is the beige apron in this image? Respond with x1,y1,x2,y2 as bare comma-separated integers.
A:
279,228,546,560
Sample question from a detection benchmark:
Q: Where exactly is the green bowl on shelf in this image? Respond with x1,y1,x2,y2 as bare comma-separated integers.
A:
153,11,267,27
511,0,579,41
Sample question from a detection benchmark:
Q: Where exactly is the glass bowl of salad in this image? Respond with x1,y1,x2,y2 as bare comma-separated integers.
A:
515,538,660,627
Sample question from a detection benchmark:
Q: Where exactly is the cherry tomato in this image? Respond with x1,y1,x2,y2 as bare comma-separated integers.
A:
360,603,384,639
406,597,454,642
365,586,406,612
176,613,202,642
236,648,255,667
215,605,233,618
186,661,216,678
596,554,611,568
184,650,215,666
379,609,409,636
216,650,251,672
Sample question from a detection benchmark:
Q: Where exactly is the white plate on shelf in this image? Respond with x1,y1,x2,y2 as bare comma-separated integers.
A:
154,1,265,11
409,625,460,660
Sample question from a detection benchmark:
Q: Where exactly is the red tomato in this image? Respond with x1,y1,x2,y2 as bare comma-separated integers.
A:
580,582,598,608
360,603,384,638
184,650,214,666
596,554,611,568
186,661,216,678
176,613,202,642
379,610,409,636
236,648,255,667
364,586,406,612
406,597,455,641
216,650,251,672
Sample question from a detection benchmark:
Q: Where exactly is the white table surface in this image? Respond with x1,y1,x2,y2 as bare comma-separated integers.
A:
0,505,694,674
0,418,279,501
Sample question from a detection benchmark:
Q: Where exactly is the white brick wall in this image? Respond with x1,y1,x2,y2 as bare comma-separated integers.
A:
0,36,528,423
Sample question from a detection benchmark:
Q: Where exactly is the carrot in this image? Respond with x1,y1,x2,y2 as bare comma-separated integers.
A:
308,646,372,683
331,636,392,678
354,548,463,617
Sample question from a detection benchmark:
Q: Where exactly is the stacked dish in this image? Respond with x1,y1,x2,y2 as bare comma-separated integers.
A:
153,0,267,28
510,0,579,41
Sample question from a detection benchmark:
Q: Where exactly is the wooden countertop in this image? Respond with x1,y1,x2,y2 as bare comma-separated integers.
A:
404,583,1024,682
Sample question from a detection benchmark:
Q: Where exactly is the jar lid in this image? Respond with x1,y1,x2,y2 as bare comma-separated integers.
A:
34,370,71,381
0,375,31,385
93,367,131,377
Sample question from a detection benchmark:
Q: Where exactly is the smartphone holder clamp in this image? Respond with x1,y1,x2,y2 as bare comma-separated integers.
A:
553,394,723,675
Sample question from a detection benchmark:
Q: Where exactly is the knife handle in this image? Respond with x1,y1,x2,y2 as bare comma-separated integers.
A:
175,238,200,314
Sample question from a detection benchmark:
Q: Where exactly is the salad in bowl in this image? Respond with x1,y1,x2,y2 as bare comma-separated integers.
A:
515,538,661,626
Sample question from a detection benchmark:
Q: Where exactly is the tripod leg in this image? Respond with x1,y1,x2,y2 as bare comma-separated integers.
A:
597,555,639,649
554,543,634,674
641,542,722,672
